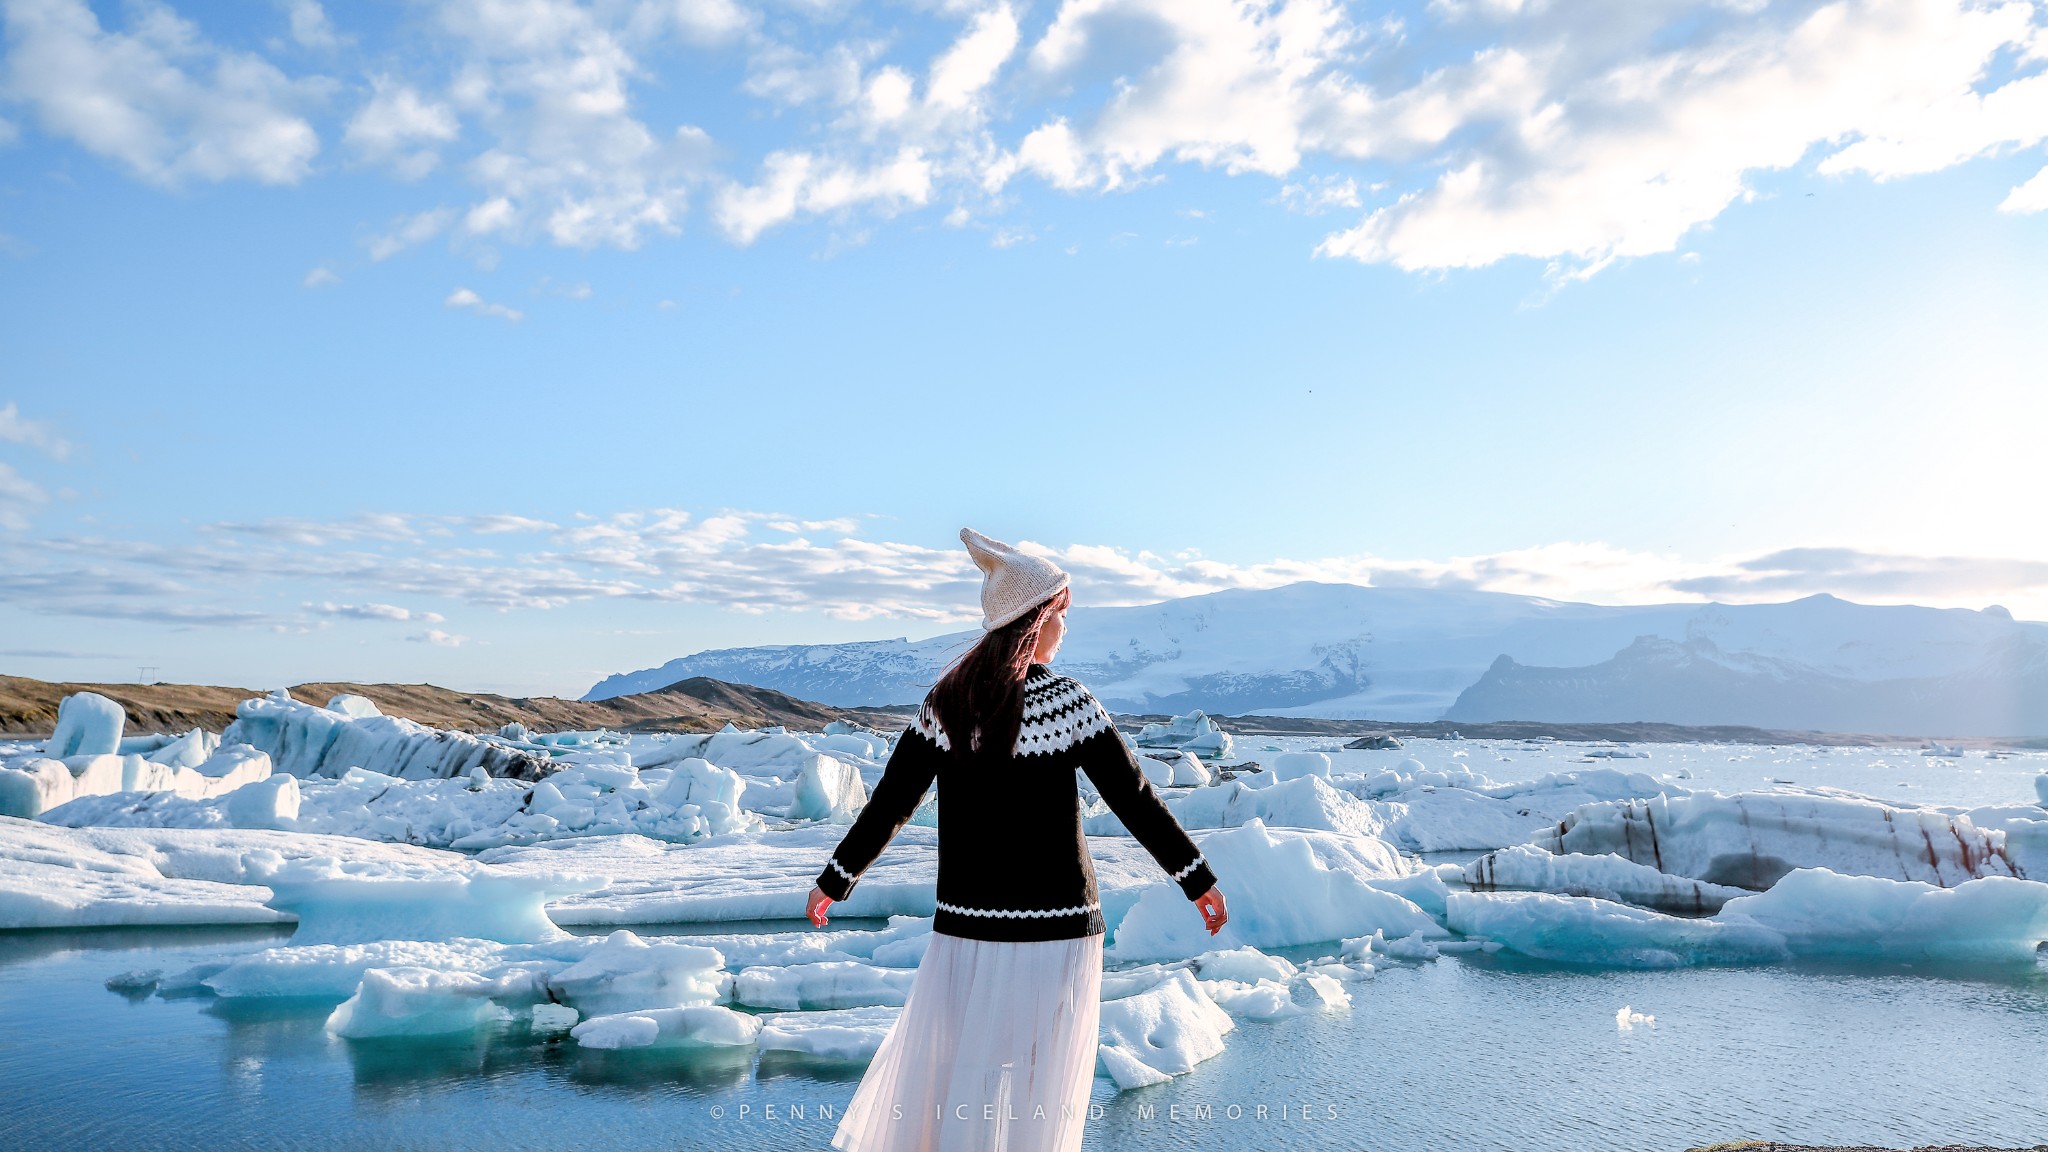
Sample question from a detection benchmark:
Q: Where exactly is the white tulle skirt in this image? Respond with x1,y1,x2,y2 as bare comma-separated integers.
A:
831,930,1105,1152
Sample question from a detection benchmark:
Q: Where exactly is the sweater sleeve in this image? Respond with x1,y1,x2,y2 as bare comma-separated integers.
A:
1074,692,1219,902
814,722,941,901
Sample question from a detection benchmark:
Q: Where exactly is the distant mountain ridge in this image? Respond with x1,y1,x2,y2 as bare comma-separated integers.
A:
586,582,2048,735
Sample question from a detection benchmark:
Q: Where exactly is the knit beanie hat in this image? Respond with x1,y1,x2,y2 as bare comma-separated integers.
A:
961,528,1071,631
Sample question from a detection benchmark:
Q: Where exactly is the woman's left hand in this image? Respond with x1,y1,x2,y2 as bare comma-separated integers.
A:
1195,885,1228,936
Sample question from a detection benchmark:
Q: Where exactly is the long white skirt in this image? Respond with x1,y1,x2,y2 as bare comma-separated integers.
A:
831,930,1104,1152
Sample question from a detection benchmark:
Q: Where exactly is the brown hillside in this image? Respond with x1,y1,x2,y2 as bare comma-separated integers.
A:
0,674,907,738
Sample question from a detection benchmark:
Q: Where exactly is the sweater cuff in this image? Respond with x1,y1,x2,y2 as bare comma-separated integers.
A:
1172,854,1217,901
817,856,858,902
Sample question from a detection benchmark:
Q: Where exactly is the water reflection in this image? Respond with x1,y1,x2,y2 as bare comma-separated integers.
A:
5,926,2048,1152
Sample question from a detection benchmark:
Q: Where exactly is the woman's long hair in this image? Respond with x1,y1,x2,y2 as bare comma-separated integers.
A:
926,587,1070,757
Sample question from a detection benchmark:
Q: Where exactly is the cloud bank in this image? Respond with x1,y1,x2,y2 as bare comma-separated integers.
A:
1,0,2045,273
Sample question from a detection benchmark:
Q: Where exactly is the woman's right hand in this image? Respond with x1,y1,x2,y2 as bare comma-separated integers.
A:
807,885,833,927
1195,885,1228,936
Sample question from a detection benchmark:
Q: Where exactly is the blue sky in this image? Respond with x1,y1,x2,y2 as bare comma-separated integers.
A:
2,0,2046,697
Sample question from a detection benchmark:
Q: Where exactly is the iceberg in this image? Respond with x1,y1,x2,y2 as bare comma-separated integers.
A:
1133,711,1233,759
1096,774,1389,840
47,692,125,758
1448,868,2048,968
546,930,728,1016
571,1004,762,1050
1462,844,1750,914
324,966,508,1039
1538,789,2020,889
222,690,555,781
756,1005,903,1061
1095,970,1234,1090
262,859,603,945
1107,820,1440,961
730,961,918,1010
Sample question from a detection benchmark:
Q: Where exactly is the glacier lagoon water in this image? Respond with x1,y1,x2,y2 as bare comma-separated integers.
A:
5,923,2047,1151
5,740,2047,1151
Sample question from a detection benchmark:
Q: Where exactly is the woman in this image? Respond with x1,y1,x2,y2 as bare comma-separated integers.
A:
807,527,1229,1152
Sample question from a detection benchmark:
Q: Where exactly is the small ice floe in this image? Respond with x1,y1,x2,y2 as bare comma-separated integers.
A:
1923,743,1965,758
530,1003,579,1035
1615,1005,1655,1029
104,969,162,994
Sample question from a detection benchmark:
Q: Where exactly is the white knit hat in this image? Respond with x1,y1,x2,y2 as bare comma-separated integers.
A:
961,527,1070,631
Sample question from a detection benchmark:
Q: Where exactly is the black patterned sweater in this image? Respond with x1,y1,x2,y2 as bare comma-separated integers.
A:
812,665,1220,942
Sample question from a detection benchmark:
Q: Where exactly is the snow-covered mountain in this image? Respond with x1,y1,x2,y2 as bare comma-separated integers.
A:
587,583,2048,734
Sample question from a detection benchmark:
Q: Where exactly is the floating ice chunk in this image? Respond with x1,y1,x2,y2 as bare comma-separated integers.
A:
756,1005,902,1061
1196,978,1301,1019
1295,970,1351,1010
1191,946,1297,984
530,1003,579,1035
546,930,727,1016
0,759,85,819
789,755,867,823
0,819,469,929
203,939,509,999
2037,773,2048,807
1108,821,1441,962
105,969,161,993
642,730,819,778
263,861,602,945
1616,1006,1655,1028
144,729,219,769
1136,750,1210,787
816,732,888,761
1445,891,1789,969
1720,868,2048,964
730,961,917,1010
1122,775,1387,840
222,693,553,782
325,966,507,1038
571,1004,762,1050
1133,712,1233,760
1463,844,1749,914
224,775,301,830
48,693,124,758
1270,752,1331,782
1540,789,2019,889
326,694,382,719
1095,970,1234,1091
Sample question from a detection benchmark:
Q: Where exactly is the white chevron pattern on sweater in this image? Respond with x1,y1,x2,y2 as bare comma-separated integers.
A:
909,668,1117,757
936,899,1102,919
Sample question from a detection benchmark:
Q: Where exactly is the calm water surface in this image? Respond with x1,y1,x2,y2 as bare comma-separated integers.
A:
5,923,2046,1152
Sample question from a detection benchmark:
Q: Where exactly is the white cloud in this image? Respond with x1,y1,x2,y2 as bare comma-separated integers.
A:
716,148,934,243
445,286,523,320
0,461,44,530
0,0,322,186
303,265,339,287
344,76,459,179
311,601,445,622
1316,0,2048,276
407,628,468,646
10,507,2048,634
2000,160,2048,213
434,0,717,249
11,0,2048,274
368,206,456,260
283,0,348,51
1002,0,1357,190
0,114,17,146
0,401,70,460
